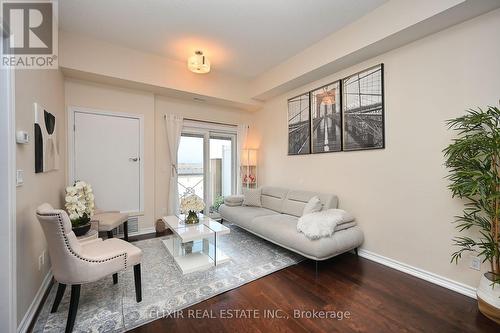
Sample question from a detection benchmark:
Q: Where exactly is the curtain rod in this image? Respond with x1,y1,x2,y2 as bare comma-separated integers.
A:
164,114,239,127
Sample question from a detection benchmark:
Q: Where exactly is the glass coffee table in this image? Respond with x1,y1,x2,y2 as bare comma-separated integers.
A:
161,214,230,274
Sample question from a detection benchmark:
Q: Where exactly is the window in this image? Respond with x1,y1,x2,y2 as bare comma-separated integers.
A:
178,134,204,201
177,122,237,218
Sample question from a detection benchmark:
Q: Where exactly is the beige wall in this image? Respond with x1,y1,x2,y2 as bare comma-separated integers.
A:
65,79,253,230
15,69,66,325
251,9,500,288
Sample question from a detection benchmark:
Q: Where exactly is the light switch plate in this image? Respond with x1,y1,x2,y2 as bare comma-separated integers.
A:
16,130,29,144
16,169,24,186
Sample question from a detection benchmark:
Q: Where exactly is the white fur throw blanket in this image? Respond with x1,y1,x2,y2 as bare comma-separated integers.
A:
297,209,355,240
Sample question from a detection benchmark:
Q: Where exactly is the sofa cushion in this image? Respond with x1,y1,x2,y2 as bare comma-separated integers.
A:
260,186,288,213
282,190,338,217
248,214,363,260
219,204,277,229
242,188,262,207
302,196,322,215
224,195,244,207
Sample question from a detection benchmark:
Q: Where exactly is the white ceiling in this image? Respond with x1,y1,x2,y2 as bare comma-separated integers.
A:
60,0,387,78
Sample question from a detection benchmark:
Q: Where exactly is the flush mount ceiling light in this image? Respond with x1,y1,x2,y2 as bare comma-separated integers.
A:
188,50,210,74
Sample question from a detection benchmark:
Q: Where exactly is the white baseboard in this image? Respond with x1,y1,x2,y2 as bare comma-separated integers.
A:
357,249,477,299
17,270,53,333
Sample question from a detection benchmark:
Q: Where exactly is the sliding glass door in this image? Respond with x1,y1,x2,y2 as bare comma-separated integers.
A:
208,133,235,217
178,125,236,218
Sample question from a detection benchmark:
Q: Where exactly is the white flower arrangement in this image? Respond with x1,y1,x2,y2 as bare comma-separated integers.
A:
180,194,205,214
65,181,95,226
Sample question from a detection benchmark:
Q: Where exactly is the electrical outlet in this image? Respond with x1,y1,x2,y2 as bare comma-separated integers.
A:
470,256,481,271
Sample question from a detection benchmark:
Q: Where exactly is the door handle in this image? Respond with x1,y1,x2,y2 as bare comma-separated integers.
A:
129,157,139,162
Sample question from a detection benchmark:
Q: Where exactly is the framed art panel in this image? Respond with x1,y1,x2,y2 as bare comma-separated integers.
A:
310,81,341,153
287,93,311,155
34,102,60,173
342,64,385,151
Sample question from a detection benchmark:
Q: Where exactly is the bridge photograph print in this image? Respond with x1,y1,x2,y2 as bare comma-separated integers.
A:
310,81,342,153
288,93,311,155
342,64,385,151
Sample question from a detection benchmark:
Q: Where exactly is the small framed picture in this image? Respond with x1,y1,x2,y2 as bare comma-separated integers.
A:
310,81,342,153
342,64,385,151
287,93,311,155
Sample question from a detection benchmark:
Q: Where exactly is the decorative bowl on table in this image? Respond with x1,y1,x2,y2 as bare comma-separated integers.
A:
72,223,91,236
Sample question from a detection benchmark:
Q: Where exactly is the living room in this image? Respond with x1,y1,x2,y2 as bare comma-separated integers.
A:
1,0,500,332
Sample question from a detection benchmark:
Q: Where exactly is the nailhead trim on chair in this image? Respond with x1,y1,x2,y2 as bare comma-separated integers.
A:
37,212,128,269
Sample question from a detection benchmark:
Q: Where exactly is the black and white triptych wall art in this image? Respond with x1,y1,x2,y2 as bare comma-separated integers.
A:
287,63,384,155
34,102,60,173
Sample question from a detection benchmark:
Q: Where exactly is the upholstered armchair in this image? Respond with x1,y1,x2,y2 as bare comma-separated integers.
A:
36,203,143,333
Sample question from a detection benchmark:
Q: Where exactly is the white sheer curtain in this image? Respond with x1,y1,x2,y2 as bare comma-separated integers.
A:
165,114,184,215
237,124,249,194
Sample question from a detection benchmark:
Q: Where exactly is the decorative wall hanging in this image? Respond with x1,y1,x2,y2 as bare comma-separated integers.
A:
310,81,342,153
342,64,384,151
34,102,59,173
287,93,311,155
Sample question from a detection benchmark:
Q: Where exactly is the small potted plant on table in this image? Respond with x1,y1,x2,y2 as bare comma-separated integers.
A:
65,181,95,236
444,106,499,324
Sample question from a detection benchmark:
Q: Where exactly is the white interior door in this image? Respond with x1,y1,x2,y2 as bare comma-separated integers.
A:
73,110,142,213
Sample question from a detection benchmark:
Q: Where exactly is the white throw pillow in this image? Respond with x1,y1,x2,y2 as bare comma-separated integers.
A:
242,188,262,207
302,196,322,216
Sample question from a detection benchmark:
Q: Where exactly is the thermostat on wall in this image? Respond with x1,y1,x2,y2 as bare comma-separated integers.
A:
16,131,29,144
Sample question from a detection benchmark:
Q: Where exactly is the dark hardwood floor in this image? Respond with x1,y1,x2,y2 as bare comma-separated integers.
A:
129,249,499,333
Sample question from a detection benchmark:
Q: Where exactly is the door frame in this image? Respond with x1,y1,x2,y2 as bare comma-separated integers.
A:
0,60,17,332
67,106,145,214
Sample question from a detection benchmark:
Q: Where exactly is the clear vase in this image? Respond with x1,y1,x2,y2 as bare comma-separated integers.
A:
185,211,199,224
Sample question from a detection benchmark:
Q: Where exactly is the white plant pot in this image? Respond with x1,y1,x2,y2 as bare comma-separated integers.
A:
476,272,500,324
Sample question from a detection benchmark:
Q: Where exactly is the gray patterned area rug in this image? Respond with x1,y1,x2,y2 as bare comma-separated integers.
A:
34,225,303,332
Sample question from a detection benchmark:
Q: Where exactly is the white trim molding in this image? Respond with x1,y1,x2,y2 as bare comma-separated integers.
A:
358,249,477,299
0,51,17,332
17,271,53,333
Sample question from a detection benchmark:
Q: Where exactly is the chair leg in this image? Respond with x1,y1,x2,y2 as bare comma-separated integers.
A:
123,221,129,241
51,283,66,313
134,264,142,303
113,273,118,284
354,247,359,256
107,230,113,239
65,285,80,333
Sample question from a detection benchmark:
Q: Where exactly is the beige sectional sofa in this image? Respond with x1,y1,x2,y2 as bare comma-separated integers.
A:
219,186,363,260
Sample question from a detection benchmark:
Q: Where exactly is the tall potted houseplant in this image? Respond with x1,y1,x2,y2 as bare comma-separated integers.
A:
444,106,500,324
